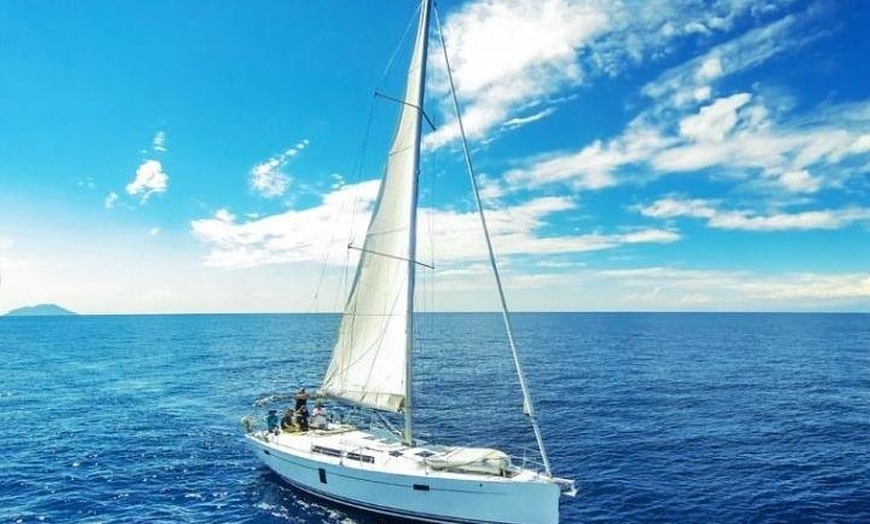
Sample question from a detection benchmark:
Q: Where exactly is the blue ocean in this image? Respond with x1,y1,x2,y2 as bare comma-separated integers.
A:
1,313,868,523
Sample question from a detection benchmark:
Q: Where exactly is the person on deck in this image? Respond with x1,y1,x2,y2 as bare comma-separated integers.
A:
311,402,328,430
281,408,296,432
296,403,310,432
294,388,309,410
266,409,279,434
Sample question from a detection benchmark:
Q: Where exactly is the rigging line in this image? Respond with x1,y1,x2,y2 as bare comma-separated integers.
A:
347,244,434,269
433,3,553,478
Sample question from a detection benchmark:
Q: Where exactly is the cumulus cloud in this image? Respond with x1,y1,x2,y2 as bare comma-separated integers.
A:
126,160,168,203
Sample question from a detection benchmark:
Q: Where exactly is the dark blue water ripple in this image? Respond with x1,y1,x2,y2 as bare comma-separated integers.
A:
1,313,868,523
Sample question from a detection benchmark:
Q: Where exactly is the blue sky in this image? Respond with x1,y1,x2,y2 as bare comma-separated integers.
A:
1,0,868,314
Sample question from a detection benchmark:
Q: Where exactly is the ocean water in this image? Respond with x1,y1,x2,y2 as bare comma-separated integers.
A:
1,313,868,523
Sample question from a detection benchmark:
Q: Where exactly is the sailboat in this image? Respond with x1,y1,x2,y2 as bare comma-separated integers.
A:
244,1,575,523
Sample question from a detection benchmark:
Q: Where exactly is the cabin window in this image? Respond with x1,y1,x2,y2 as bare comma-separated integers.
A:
319,468,327,484
312,445,342,458
346,452,375,464
413,484,430,491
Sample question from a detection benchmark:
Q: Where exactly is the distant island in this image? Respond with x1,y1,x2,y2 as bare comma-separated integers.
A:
5,304,77,316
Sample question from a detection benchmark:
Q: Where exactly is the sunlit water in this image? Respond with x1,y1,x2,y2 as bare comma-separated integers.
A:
1,313,868,523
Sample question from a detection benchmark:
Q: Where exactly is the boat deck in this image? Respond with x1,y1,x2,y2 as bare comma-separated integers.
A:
251,423,545,483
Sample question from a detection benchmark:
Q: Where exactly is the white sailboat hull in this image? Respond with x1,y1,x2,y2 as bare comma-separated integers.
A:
245,429,563,524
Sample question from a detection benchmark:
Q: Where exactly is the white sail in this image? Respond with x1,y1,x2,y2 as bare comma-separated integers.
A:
320,1,430,413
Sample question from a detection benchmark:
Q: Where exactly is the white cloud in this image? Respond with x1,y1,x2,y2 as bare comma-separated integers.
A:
582,267,870,309
501,108,556,131
250,142,309,198
104,191,119,209
639,197,717,219
148,227,161,237
418,0,799,152
504,122,674,190
250,160,290,198
77,178,95,189
696,55,723,81
639,197,870,231
742,273,870,301
424,0,609,149
678,93,751,142
192,180,678,269
650,108,868,178
152,131,167,152
421,264,870,311
476,174,507,202
192,180,379,268
504,142,618,190
499,36,868,196
423,196,679,262
126,160,168,202
693,86,712,102
779,169,820,194
642,12,811,110
214,208,235,223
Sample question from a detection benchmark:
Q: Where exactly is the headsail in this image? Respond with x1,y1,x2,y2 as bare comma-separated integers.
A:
321,1,431,415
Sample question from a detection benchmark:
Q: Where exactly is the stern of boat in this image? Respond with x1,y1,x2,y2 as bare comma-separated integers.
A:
554,475,577,497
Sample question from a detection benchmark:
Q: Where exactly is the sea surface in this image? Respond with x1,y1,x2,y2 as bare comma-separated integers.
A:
1,313,868,523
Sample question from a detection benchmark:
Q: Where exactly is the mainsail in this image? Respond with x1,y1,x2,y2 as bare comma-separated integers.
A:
321,1,430,414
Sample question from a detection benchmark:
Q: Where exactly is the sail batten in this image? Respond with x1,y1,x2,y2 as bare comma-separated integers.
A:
321,1,430,416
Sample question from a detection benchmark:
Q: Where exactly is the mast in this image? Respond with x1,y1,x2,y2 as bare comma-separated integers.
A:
433,5,553,476
321,0,432,420
404,0,432,445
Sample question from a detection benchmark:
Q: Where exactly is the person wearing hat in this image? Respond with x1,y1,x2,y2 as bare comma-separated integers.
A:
294,387,309,410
